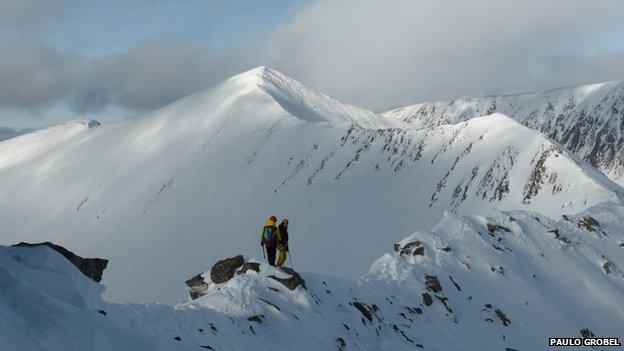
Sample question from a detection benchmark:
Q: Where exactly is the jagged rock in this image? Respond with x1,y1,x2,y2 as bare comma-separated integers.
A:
211,255,245,283
12,242,108,282
579,216,600,232
236,262,260,275
87,119,101,129
425,275,442,293
495,308,511,326
393,243,401,252
435,295,453,313
336,337,346,351
201,345,215,350
268,267,306,290
602,261,613,274
351,301,373,322
422,293,433,306
185,273,208,300
399,241,424,256
259,298,281,311
97,310,107,316
247,315,263,324
173,336,181,341
487,223,511,235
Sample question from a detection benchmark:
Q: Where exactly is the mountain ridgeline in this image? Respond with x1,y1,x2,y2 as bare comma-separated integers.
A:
0,68,621,303
384,81,624,185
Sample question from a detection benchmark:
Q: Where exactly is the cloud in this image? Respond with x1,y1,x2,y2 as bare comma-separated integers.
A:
70,40,247,113
0,126,35,141
0,43,80,109
0,38,259,114
267,0,624,110
2,0,624,121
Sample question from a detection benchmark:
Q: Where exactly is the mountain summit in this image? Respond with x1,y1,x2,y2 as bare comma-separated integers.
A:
0,68,621,303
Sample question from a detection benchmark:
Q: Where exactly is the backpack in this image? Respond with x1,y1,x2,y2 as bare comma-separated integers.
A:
262,226,277,247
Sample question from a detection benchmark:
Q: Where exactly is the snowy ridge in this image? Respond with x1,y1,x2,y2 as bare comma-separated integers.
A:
0,68,621,303
383,81,624,185
3,201,623,350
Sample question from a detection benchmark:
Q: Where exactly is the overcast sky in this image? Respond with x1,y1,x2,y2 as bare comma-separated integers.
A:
2,0,624,131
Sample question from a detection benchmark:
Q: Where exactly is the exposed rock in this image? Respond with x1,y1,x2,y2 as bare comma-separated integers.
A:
393,243,401,252
602,261,613,274
259,298,281,311
422,293,433,306
211,255,245,283
247,315,263,324
425,275,442,293
487,223,511,235
351,301,373,322
200,345,215,350
12,242,108,282
236,262,260,275
268,267,306,290
96,310,107,316
495,308,511,326
399,241,424,256
185,273,208,300
435,295,453,313
449,276,462,291
173,336,181,341
336,337,346,351
579,216,600,232
87,119,101,129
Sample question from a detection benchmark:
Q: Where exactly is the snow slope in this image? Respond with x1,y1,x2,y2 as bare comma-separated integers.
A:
3,201,623,350
383,81,624,185
0,67,621,303
0,244,193,351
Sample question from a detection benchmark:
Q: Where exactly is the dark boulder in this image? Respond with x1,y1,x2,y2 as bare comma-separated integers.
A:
268,267,306,290
579,216,599,232
210,255,245,284
422,293,433,306
13,242,108,282
185,273,208,300
399,241,424,256
236,262,260,275
425,275,442,293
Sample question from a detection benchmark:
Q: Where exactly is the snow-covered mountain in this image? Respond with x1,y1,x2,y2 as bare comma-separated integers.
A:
3,200,623,350
0,67,622,304
383,81,624,185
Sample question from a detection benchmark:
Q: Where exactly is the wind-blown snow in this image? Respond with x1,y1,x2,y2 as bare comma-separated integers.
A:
0,68,622,303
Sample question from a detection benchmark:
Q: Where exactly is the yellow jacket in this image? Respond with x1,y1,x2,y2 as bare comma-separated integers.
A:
260,219,281,243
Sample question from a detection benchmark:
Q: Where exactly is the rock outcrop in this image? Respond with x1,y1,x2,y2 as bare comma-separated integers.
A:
210,255,245,284
185,255,305,300
12,241,108,282
268,267,306,290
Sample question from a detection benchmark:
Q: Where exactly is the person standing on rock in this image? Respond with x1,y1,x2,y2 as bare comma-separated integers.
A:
276,219,289,267
260,216,280,266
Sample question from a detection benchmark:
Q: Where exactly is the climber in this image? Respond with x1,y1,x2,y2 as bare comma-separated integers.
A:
260,216,280,266
276,218,289,267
